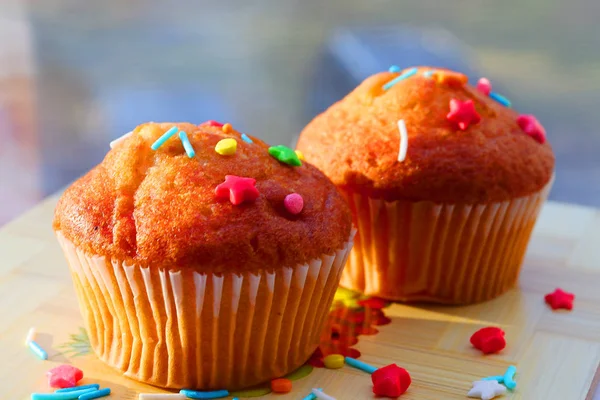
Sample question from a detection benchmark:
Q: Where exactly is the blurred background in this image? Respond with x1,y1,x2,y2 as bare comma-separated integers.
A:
1,0,599,225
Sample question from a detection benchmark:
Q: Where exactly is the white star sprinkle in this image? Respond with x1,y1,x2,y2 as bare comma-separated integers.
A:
467,380,507,400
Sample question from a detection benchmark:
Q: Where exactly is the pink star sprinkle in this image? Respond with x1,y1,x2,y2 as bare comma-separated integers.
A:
47,364,84,388
215,175,260,205
447,99,481,130
477,78,492,95
517,114,546,144
545,288,574,310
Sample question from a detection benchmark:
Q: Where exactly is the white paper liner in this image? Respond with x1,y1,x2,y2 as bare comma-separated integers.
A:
56,230,355,390
341,181,552,304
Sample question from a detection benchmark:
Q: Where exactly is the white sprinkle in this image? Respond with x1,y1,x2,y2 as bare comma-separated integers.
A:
138,394,185,399
397,119,408,162
25,327,36,345
313,388,337,400
109,131,133,149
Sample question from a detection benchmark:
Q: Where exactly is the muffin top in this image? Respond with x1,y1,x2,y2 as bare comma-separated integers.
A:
296,66,555,203
53,122,352,273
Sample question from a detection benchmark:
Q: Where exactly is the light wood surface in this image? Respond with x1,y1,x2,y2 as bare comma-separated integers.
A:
1,196,600,399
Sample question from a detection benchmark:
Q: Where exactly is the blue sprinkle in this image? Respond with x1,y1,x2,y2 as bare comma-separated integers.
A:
31,388,96,399
55,384,100,393
151,126,179,150
489,92,512,107
178,131,196,158
383,67,418,90
388,65,401,73
503,365,517,390
423,70,435,78
344,356,377,374
28,340,48,360
301,388,323,400
179,389,229,399
481,375,504,382
241,133,253,144
78,388,111,400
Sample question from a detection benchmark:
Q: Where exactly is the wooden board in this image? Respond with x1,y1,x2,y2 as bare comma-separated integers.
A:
1,196,600,400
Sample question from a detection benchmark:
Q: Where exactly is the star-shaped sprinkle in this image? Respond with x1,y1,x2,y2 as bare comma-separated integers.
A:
215,175,260,205
477,78,492,95
470,326,506,354
447,99,481,130
544,288,574,310
47,364,84,388
517,114,547,144
432,70,468,87
371,364,411,397
268,145,302,166
467,380,507,400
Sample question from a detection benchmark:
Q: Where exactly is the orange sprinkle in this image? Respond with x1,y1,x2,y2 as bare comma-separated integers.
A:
432,71,468,87
270,378,292,393
222,123,233,133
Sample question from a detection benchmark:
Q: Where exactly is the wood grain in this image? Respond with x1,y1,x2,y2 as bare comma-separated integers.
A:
1,197,599,399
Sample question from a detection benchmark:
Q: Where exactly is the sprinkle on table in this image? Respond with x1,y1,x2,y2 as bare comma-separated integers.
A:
502,365,517,390
28,340,48,360
301,388,322,400
268,145,302,166
467,380,507,400
179,389,229,399
271,378,292,393
215,175,260,205
178,131,196,158
78,388,111,400
544,288,574,310
31,388,97,399
323,354,344,369
383,67,418,90
151,126,179,150
25,327,36,345
344,356,377,374
241,133,253,144
371,364,411,397
489,91,512,107
397,119,408,162
47,364,84,388
476,78,492,95
469,327,506,354
447,98,481,130
55,384,100,393
517,114,547,144
312,388,336,400
215,138,238,155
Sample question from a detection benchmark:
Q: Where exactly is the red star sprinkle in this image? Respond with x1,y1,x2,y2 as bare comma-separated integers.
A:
47,364,83,388
372,364,411,397
477,77,492,95
470,327,506,354
545,288,575,310
517,114,547,144
447,99,481,130
215,175,260,205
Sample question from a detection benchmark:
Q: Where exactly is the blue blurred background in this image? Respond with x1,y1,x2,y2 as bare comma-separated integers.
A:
1,0,599,224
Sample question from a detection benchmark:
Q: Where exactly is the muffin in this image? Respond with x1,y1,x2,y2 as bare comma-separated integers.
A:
53,122,354,389
296,67,554,304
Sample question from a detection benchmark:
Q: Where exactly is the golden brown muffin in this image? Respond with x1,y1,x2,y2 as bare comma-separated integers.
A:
297,66,554,304
54,122,354,390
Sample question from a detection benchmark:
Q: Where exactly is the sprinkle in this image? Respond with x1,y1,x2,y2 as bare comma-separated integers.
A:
47,365,84,388
517,114,547,144
25,327,36,345
222,123,233,133
178,131,195,158
344,356,377,374
388,65,401,73
470,327,506,354
447,99,481,131
28,340,48,360
138,395,185,400
109,131,133,149
295,150,305,161
372,364,411,397
55,384,100,393
397,119,408,162
476,78,492,95
271,378,292,393
78,388,111,400
179,389,229,399
151,126,179,150
467,380,507,399
383,67,418,90
432,70,468,87
503,365,517,390
201,120,224,128
284,193,304,215
268,145,302,166
423,70,435,78
312,388,336,400
31,388,96,399
544,288,574,310
481,375,504,382
301,388,323,400
489,92,512,107
215,138,237,155
215,175,260,205
241,133,253,143
324,354,344,369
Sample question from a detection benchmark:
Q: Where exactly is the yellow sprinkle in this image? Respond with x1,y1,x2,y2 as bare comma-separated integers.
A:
222,123,233,133
215,138,237,155
323,354,345,369
295,150,305,161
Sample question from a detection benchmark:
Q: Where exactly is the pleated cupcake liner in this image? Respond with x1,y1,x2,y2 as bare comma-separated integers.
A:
56,230,355,390
340,181,552,304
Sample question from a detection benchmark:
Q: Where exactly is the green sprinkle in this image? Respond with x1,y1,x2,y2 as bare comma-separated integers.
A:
268,145,302,166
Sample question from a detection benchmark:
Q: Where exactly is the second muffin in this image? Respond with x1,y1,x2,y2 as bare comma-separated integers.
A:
297,67,554,304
